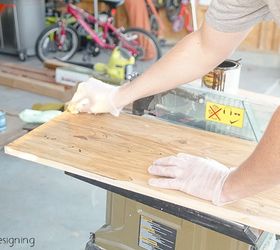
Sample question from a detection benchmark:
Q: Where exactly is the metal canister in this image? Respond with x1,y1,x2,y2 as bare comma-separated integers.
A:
202,59,241,94
0,110,7,132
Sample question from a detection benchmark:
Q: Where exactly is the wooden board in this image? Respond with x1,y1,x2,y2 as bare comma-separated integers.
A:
0,63,55,83
43,59,73,70
5,112,280,234
0,71,75,102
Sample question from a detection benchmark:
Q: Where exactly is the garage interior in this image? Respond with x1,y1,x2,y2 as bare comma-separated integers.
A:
1,1,280,250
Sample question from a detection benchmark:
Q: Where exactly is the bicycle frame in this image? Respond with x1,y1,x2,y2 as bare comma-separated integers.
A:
65,3,139,55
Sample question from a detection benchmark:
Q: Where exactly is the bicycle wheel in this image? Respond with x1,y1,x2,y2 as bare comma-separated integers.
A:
36,23,80,62
122,28,162,73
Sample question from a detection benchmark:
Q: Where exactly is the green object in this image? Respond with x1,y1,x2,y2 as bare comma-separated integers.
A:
45,14,77,26
91,192,267,250
94,47,135,81
32,103,65,111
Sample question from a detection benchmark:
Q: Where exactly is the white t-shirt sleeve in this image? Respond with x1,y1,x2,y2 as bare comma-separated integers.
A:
205,0,272,32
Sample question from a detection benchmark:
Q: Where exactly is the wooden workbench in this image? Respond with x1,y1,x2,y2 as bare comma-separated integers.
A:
4,112,280,234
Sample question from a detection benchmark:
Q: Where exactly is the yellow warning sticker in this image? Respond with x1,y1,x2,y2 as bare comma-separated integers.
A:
205,101,244,128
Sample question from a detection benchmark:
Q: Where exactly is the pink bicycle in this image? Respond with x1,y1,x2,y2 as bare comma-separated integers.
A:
36,0,161,72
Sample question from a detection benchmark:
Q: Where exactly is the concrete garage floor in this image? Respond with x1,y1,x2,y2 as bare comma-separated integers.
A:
0,49,280,250
0,86,106,249
1,153,106,249
233,50,280,97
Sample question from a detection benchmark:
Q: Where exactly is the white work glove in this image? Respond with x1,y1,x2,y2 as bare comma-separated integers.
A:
67,78,122,116
148,153,233,206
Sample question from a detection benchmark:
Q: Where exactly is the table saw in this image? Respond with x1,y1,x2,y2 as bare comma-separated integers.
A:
4,84,280,250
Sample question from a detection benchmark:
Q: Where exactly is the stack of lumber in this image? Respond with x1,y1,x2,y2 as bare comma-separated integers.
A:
0,62,76,101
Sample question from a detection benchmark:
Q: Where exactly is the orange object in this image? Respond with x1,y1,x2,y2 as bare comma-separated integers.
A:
0,4,15,14
124,0,150,31
124,0,156,60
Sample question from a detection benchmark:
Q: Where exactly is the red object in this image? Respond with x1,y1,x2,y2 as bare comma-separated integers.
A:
62,3,139,55
172,1,193,33
0,3,15,14
111,8,116,16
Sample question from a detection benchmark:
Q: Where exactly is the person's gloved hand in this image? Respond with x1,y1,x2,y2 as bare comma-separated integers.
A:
148,153,234,205
67,78,122,116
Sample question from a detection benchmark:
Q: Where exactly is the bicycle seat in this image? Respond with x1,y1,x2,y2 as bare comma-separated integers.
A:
101,0,124,8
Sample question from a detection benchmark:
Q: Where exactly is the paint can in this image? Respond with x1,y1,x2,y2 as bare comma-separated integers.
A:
0,110,6,133
201,59,241,94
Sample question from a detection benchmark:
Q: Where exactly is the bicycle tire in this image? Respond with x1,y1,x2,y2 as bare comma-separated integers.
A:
123,27,162,60
122,28,162,73
36,23,80,62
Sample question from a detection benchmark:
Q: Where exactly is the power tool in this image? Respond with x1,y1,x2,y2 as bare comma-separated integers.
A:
63,47,135,82
94,47,135,81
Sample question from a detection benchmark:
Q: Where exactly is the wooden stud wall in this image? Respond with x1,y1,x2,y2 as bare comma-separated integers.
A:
196,5,280,53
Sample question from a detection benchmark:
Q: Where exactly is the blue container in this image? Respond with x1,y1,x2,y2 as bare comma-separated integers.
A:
0,111,6,132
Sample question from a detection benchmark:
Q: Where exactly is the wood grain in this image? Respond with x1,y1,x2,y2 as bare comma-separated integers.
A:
0,63,55,83
43,59,73,70
0,71,75,102
5,112,280,234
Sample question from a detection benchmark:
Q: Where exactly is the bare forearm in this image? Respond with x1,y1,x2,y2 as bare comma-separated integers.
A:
221,107,280,202
114,22,249,108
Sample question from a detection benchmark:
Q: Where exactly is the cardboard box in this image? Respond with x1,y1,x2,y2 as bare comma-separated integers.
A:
55,66,93,86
